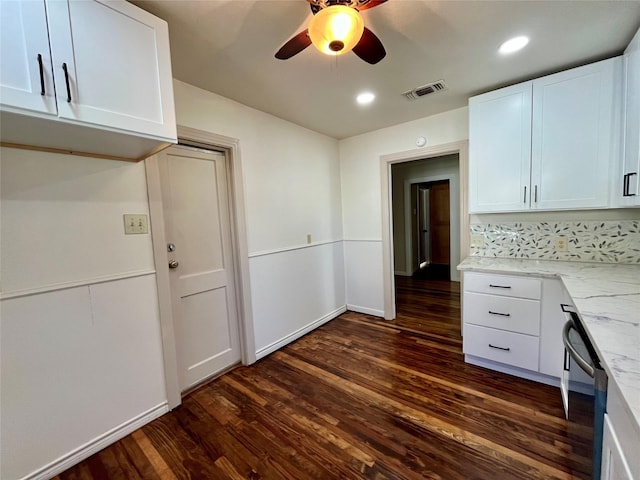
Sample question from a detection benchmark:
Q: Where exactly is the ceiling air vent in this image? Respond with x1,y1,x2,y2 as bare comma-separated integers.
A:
402,80,448,101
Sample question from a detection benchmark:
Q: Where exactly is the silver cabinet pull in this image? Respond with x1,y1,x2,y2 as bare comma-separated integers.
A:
488,310,510,317
168,259,179,269
523,185,527,203
489,344,510,351
534,184,538,203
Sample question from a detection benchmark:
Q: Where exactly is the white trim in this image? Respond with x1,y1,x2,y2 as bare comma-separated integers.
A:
255,306,347,360
145,155,181,409
0,270,156,300
343,239,383,243
20,402,169,480
346,304,385,317
381,141,469,320
394,270,412,276
249,239,342,258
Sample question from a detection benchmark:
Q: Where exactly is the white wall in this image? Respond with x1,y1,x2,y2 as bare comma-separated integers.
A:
0,148,167,480
339,108,468,315
391,154,460,280
173,80,345,354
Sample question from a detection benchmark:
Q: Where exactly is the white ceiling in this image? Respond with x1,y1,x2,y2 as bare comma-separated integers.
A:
132,0,640,139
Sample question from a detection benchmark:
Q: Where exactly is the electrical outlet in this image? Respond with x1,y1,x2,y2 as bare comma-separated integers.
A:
471,234,485,248
123,214,149,234
555,236,569,252
307,234,312,244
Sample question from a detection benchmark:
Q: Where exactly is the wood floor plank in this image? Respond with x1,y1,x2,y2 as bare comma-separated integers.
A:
56,277,591,479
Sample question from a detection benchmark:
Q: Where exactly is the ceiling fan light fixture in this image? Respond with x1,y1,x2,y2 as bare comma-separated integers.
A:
308,5,365,56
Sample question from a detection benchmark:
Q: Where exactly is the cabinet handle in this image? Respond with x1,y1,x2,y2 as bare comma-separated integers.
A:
37,54,45,95
534,184,538,203
489,284,511,289
489,344,511,352
488,310,510,317
623,173,637,197
62,63,71,102
523,186,527,203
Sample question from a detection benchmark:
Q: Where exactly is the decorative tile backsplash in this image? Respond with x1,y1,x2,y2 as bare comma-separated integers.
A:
470,220,640,264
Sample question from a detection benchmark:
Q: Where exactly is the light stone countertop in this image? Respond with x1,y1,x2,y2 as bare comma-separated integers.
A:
457,257,640,432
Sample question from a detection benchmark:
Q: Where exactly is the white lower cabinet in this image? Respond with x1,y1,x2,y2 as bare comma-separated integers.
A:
463,271,569,384
602,414,634,480
602,382,640,480
463,324,540,371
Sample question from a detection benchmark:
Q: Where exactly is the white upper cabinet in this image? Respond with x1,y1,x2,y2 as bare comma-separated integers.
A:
469,82,532,212
620,28,640,206
469,57,622,213
531,59,620,210
0,1,56,115
0,0,176,160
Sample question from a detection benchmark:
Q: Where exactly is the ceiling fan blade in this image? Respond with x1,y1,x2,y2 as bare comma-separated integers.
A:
275,29,312,60
352,27,386,64
355,0,388,12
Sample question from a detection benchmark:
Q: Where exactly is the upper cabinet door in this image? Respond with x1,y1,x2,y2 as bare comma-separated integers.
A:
530,57,622,210
621,28,640,205
469,82,533,213
45,0,176,141
0,0,57,116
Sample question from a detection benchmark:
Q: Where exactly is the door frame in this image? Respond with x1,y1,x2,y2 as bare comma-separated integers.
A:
146,125,255,409
380,140,469,320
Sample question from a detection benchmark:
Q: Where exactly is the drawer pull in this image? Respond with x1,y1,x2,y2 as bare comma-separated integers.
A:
488,310,510,317
489,284,511,289
489,344,511,352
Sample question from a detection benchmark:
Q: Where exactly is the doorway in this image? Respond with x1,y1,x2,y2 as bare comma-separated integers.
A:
157,145,241,392
146,126,255,409
380,140,469,321
411,180,451,280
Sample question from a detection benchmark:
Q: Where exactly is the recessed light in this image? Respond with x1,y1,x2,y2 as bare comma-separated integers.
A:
356,92,375,105
499,36,529,55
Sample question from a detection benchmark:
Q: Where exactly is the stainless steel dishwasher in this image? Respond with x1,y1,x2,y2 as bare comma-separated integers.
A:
561,303,608,480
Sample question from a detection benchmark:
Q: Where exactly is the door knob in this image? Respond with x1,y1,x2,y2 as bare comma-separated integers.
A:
168,259,179,269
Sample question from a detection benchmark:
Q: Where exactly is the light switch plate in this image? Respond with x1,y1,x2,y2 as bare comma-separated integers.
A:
123,214,149,235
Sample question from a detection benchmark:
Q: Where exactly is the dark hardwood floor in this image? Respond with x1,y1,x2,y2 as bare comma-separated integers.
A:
55,279,591,480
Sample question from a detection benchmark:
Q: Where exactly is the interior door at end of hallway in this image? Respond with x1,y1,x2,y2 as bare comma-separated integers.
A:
158,145,241,392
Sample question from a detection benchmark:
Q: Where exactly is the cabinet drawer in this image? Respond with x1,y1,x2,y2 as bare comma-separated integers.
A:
464,272,541,299
463,324,540,371
463,292,541,335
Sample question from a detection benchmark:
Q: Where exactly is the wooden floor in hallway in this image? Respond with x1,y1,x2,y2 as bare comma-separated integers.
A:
55,286,592,479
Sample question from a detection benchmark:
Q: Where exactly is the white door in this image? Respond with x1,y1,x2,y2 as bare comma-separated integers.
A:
158,145,241,392
45,0,175,139
0,0,57,115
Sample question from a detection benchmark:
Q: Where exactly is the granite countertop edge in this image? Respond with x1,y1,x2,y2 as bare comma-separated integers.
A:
457,256,640,435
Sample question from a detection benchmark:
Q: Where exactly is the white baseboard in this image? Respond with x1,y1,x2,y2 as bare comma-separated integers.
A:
464,355,561,389
394,270,411,276
256,306,347,360
346,304,385,318
22,402,169,480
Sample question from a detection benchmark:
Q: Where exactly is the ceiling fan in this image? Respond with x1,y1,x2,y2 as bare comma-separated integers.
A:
275,0,388,64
